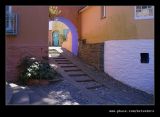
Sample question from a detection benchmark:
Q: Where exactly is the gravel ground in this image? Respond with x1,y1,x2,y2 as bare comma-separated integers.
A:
34,80,91,105
8,79,98,105
7,78,154,105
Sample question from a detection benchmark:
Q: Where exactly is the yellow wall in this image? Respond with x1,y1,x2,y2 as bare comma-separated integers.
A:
80,6,154,43
62,31,72,52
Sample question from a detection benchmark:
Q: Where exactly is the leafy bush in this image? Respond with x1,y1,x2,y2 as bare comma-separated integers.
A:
17,56,57,85
49,6,61,19
59,34,66,41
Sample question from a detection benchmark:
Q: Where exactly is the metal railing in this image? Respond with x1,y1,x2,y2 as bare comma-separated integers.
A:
5,13,18,35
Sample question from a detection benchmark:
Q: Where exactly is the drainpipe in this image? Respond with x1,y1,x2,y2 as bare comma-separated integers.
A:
41,48,43,60
79,6,89,13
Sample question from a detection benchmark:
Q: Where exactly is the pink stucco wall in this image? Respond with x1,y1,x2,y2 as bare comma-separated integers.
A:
6,6,49,82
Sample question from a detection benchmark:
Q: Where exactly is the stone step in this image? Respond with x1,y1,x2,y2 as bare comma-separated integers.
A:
64,69,82,72
55,59,70,62
49,49,58,51
57,62,73,64
49,50,59,52
62,67,80,70
68,74,88,77
53,57,67,59
76,79,95,82
10,90,30,104
86,84,103,90
73,76,92,81
49,50,60,53
49,54,62,58
65,71,84,74
61,65,77,68
79,80,103,89
49,52,60,54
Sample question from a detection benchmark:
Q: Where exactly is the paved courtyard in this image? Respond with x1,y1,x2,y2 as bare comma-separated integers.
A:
6,77,154,105
6,47,154,105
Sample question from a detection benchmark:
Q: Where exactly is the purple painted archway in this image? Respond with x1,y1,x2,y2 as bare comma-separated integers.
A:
52,16,78,56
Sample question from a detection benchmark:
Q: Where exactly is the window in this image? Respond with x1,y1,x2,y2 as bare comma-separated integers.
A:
101,6,106,18
140,53,149,63
5,6,18,35
135,6,154,20
6,6,12,15
6,6,12,30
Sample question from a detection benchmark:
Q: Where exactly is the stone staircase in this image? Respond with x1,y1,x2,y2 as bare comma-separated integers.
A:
48,47,154,105
49,49,105,92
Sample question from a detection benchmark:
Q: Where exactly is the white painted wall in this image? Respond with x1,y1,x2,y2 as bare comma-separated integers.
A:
104,39,154,95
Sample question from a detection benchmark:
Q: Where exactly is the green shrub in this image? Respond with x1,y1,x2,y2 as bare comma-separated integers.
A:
59,34,66,41
17,56,57,85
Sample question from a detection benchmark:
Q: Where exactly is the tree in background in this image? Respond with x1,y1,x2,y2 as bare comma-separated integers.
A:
49,6,61,19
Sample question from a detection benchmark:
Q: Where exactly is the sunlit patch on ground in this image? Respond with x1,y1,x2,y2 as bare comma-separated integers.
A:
9,83,26,89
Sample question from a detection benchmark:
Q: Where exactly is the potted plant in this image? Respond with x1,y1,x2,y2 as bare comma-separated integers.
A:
17,56,59,85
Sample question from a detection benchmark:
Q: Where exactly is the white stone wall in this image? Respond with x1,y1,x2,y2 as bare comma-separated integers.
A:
104,39,154,95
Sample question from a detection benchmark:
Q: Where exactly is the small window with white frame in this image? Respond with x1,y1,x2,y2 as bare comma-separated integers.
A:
135,6,154,20
101,6,106,19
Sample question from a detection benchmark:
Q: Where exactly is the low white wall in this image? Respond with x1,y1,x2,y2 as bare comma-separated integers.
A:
104,39,154,95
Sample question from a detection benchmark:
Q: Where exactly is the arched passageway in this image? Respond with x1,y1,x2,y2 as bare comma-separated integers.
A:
49,16,78,56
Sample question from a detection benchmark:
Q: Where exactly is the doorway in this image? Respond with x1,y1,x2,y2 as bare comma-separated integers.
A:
52,31,59,46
